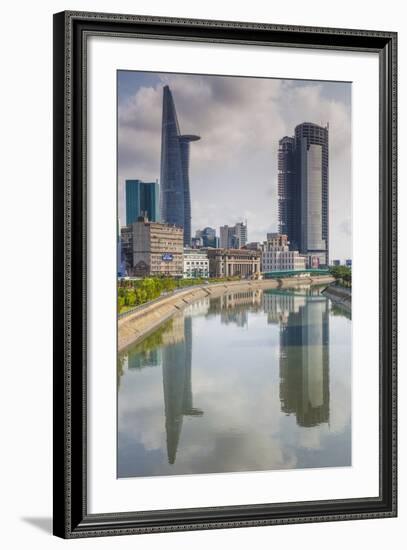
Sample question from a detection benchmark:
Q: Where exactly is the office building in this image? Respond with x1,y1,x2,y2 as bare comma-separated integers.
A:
219,225,233,248
117,217,126,277
195,227,219,248
183,249,209,279
160,85,200,246
278,122,329,266
125,179,159,225
120,224,133,275
277,136,299,249
219,222,247,249
191,236,204,248
207,248,260,278
265,233,289,248
121,216,184,277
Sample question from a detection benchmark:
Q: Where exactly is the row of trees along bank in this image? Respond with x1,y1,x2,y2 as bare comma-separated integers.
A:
329,265,352,288
117,276,240,313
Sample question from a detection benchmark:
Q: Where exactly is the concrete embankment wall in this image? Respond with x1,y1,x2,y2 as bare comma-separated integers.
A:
118,275,334,352
322,284,352,313
278,275,335,288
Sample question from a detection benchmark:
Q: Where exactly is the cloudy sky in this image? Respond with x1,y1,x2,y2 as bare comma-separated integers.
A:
118,71,352,261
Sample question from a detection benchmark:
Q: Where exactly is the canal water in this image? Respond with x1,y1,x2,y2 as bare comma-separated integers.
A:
117,286,351,478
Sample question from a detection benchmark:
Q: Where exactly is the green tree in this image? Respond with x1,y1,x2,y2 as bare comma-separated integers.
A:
329,265,352,287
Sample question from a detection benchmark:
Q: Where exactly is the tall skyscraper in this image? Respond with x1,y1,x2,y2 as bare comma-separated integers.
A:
160,85,200,246
278,136,299,249
234,222,248,248
125,179,159,225
278,123,329,266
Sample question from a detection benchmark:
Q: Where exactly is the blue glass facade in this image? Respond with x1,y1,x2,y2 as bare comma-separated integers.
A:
160,86,200,246
125,179,159,225
196,227,218,248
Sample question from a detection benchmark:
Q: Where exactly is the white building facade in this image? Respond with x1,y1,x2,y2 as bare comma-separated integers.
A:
183,249,209,279
261,234,307,272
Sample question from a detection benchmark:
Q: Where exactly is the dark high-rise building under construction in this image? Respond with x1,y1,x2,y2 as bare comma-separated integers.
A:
278,122,329,267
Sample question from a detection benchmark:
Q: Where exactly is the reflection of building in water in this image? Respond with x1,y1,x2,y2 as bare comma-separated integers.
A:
221,308,248,328
161,315,185,347
124,318,177,370
162,316,203,464
220,290,262,309
217,290,262,327
183,297,210,318
279,294,330,427
127,347,161,370
263,291,307,325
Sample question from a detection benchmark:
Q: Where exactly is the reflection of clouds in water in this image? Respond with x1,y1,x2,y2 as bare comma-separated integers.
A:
298,428,322,450
119,370,166,452
118,289,352,476
328,315,352,434
175,429,298,474
328,362,351,434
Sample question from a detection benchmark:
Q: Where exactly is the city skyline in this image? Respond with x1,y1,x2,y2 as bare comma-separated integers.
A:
118,71,352,260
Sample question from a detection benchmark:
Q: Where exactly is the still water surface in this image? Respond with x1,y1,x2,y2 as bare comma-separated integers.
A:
118,287,351,477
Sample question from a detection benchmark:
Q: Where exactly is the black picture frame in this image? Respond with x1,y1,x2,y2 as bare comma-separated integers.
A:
53,10,397,539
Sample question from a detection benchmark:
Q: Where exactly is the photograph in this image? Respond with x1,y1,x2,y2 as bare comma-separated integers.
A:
51,8,397,539
116,70,353,478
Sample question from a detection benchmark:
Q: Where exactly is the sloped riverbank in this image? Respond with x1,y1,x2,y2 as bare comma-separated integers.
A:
118,275,335,351
322,284,352,314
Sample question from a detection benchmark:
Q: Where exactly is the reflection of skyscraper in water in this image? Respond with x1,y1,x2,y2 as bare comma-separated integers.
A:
279,295,330,427
162,316,203,464
126,317,177,370
263,291,307,325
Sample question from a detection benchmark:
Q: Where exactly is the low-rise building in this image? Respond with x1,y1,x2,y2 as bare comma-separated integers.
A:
120,224,133,275
121,216,184,277
244,241,262,251
183,248,209,279
206,248,261,278
261,233,307,272
308,255,321,269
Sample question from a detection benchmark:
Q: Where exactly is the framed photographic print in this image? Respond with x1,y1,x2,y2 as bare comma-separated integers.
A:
53,11,397,538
